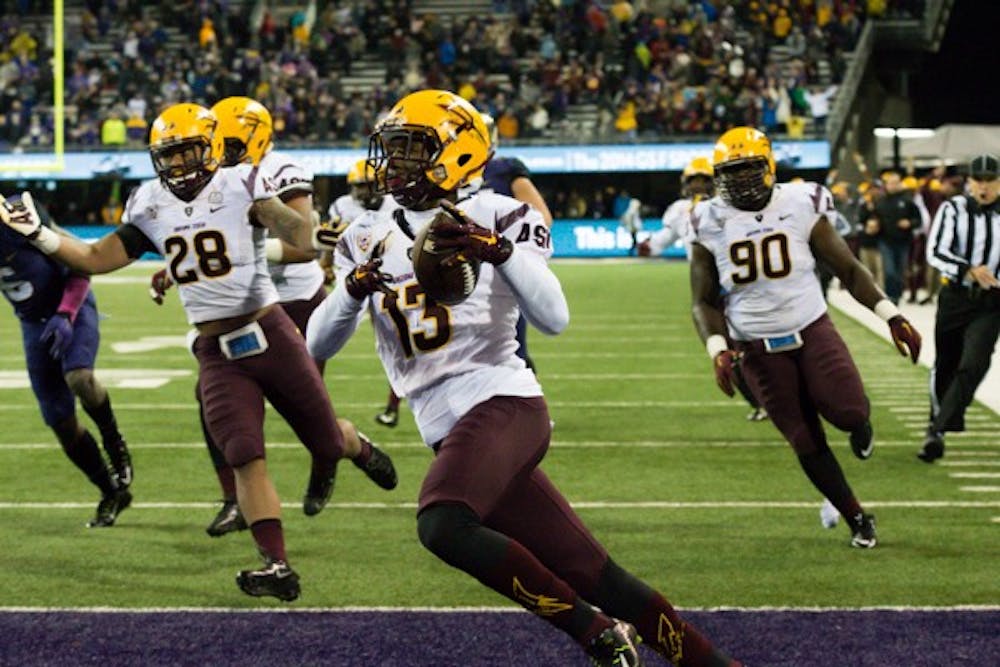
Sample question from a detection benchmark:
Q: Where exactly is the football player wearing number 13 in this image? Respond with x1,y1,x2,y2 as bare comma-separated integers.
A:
0,102,380,601
690,127,923,548
307,90,740,667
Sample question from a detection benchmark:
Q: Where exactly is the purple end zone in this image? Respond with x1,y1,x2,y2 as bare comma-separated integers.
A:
0,609,996,666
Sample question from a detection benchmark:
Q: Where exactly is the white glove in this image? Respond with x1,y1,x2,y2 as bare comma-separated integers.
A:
0,191,42,239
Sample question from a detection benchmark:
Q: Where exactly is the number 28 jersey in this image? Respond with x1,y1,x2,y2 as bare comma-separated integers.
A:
691,182,834,341
119,165,278,325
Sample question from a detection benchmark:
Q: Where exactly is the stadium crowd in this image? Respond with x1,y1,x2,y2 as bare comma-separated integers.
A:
1,0,925,151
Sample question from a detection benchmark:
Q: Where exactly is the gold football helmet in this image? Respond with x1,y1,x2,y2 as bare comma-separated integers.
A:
149,103,224,201
712,127,776,211
210,96,273,166
369,89,492,208
346,158,384,210
681,156,714,198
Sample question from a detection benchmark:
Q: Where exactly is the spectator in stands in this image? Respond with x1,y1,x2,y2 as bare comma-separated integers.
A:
100,109,127,147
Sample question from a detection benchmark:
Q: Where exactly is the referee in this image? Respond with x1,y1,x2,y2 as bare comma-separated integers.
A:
919,154,1000,462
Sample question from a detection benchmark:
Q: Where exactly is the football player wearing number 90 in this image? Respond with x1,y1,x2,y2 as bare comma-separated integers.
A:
690,127,923,549
0,102,374,602
306,89,741,666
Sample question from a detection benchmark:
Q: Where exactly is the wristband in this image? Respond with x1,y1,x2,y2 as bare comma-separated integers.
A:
873,299,901,322
32,226,61,254
706,334,728,359
264,238,283,263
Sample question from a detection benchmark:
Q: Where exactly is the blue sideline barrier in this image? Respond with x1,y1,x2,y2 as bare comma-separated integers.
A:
65,219,685,260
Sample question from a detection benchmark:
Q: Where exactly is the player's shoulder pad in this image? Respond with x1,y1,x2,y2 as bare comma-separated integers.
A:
261,149,314,193
777,181,834,215
121,179,159,224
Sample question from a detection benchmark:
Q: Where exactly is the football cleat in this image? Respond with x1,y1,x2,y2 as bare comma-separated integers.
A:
87,487,133,528
746,407,769,422
374,407,399,427
849,420,874,460
917,430,945,463
236,557,300,602
303,462,338,516
105,439,133,487
352,433,398,490
587,621,644,667
819,498,840,529
206,500,248,537
849,512,877,549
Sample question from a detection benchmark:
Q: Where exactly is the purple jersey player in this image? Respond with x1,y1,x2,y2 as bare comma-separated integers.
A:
0,195,132,528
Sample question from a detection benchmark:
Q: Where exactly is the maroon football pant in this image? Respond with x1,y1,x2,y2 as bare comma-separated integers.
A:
194,307,344,468
419,395,609,591
735,313,869,456
280,286,328,374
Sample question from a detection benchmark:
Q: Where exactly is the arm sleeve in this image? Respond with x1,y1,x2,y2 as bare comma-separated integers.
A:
305,284,365,361
926,200,968,281
496,247,569,335
57,274,91,322
114,224,158,259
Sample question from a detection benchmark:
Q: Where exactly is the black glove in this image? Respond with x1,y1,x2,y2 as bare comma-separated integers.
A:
432,200,513,265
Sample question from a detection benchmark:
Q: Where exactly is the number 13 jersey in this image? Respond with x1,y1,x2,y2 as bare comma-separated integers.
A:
691,181,834,341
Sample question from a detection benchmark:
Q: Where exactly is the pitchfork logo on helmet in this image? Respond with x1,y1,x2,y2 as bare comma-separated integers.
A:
712,127,776,211
368,89,492,208
210,96,274,167
149,103,224,202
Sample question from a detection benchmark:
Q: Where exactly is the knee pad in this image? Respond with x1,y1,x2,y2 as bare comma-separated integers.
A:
417,503,480,559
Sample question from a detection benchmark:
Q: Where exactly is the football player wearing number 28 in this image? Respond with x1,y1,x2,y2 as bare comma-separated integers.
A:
0,103,362,602
690,127,923,549
306,89,740,667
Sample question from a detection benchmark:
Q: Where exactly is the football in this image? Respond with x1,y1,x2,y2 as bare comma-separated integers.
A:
411,213,481,305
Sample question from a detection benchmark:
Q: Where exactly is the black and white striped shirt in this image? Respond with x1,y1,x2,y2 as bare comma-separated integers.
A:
926,195,1000,284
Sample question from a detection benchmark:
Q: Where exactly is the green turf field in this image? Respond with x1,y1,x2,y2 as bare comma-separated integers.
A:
1,261,997,609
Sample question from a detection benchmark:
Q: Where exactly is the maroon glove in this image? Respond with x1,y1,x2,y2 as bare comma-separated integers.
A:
345,238,394,300
636,239,652,257
149,268,173,305
713,350,740,397
888,315,921,363
433,200,513,265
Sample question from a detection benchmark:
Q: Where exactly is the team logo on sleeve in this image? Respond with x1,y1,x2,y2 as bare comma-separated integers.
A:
358,232,372,254
145,206,158,219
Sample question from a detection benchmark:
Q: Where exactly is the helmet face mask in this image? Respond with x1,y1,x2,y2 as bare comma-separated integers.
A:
714,158,774,211
369,89,492,209
149,103,223,201
346,158,385,210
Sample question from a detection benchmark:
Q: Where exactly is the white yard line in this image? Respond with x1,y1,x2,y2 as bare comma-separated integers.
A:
1,500,998,510
1,440,998,451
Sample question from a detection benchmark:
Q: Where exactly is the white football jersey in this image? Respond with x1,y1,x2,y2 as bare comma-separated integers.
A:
328,193,396,225
334,191,551,443
258,149,324,302
121,165,278,325
648,196,700,257
691,181,832,340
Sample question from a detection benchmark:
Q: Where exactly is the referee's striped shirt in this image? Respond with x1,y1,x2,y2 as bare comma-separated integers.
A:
926,195,1000,284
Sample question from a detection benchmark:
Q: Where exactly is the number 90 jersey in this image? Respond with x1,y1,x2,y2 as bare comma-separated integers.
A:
334,191,551,405
691,182,834,341
121,165,279,325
